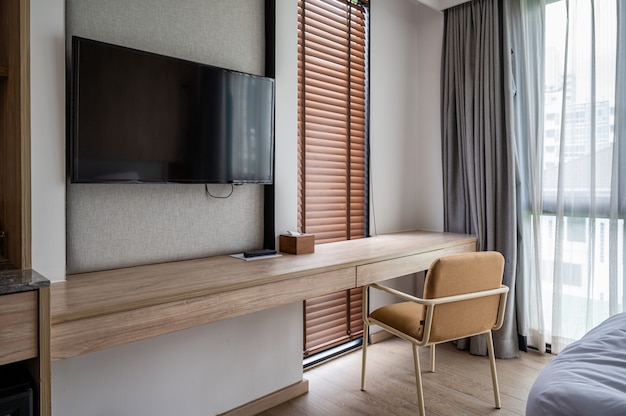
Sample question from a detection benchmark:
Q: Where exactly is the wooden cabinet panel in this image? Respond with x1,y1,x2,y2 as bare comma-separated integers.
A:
0,291,38,365
0,0,31,270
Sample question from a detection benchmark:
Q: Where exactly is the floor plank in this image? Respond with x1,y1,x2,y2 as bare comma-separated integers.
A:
259,337,553,416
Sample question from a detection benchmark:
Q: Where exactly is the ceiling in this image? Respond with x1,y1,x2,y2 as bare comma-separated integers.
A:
411,0,470,11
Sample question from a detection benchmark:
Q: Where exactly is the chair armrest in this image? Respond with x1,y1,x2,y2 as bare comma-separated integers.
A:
368,283,508,306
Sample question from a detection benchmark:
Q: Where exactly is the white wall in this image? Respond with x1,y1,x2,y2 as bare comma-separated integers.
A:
51,303,302,415
31,0,445,414
274,0,299,239
414,4,445,231
31,0,66,281
369,0,444,235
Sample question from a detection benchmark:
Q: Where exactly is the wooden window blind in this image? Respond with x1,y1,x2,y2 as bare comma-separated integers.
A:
297,0,369,358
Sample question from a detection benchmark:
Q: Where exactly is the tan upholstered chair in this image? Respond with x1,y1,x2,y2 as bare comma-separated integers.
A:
360,251,509,415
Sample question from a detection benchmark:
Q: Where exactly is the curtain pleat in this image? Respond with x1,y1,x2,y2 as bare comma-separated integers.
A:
504,0,546,353
614,0,626,315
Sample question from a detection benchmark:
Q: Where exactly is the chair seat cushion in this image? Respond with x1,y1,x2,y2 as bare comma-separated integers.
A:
369,301,426,341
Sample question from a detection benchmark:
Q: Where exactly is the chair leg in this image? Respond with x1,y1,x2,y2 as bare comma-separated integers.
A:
360,321,369,391
412,343,426,416
429,344,436,373
486,330,502,409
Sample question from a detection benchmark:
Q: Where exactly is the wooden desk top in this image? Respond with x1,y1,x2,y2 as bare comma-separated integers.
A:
50,230,476,360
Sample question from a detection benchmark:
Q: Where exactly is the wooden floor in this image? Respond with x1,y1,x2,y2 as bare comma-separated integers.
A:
259,336,553,416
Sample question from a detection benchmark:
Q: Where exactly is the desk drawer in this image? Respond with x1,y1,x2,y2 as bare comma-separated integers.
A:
443,240,477,256
0,291,38,365
357,250,443,286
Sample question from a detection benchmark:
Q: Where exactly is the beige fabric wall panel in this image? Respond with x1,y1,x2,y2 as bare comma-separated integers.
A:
65,0,266,274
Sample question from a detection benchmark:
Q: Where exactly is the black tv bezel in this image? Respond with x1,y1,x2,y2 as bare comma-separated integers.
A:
68,36,276,185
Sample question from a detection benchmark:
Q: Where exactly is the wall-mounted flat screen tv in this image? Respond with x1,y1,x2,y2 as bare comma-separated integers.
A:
70,36,275,184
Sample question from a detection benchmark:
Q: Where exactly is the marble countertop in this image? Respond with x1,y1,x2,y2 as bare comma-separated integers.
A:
0,267,50,295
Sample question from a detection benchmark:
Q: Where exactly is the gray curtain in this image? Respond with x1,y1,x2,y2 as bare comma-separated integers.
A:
441,0,543,358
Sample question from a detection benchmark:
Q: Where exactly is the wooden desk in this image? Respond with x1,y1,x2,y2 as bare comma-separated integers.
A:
50,230,476,361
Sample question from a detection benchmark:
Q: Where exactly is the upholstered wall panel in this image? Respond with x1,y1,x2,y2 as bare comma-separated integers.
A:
66,0,266,274
67,184,264,273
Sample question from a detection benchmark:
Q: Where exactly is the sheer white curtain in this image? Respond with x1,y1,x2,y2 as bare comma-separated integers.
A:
525,0,626,354
502,0,545,353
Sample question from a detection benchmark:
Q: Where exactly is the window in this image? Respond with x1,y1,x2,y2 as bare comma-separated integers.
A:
566,217,587,243
297,0,369,360
600,222,605,263
562,262,582,287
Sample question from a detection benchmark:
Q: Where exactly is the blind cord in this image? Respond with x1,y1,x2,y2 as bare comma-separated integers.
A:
368,153,377,237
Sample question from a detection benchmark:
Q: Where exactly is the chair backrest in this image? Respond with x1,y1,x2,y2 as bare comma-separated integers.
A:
423,251,505,343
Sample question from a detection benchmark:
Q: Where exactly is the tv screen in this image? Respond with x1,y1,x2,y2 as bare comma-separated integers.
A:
70,36,275,184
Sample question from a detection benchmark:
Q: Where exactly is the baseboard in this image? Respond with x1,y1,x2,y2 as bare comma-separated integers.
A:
370,330,395,344
218,379,309,416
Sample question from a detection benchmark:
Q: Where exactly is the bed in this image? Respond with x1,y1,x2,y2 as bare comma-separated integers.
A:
526,312,626,416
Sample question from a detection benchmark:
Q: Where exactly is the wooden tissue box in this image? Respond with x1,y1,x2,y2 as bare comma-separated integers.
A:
279,233,315,255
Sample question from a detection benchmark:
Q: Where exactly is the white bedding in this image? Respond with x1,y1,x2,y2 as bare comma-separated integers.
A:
526,312,626,416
